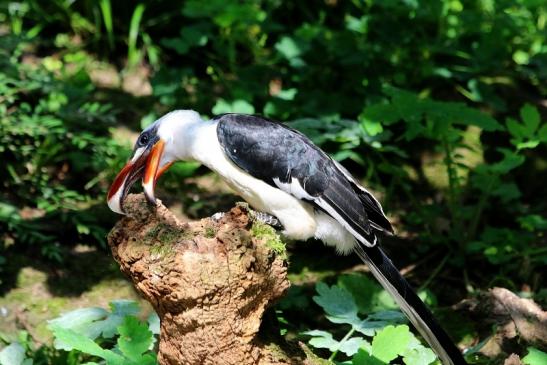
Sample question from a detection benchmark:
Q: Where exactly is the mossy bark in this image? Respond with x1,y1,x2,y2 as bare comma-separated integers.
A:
107,194,317,365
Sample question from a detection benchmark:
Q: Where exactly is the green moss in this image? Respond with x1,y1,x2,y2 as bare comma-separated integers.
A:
150,243,174,258
144,223,179,244
263,342,290,361
251,221,287,260
300,343,333,365
204,225,216,238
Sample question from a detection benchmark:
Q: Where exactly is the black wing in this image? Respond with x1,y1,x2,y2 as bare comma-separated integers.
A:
215,114,393,243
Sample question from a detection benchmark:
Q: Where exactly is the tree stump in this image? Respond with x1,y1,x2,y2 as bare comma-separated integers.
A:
107,194,320,365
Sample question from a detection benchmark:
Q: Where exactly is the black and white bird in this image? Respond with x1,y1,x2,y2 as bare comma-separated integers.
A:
107,110,467,365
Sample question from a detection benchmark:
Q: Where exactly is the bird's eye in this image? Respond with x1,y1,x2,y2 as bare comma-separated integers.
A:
138,133,149,146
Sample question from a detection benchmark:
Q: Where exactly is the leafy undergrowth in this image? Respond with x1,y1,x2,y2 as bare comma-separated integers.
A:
2,278,546,365
304,281,435,364
0,300,159,365
1,0,546,363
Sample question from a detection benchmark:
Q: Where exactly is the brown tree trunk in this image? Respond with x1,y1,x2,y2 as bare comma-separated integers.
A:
107,194,322,365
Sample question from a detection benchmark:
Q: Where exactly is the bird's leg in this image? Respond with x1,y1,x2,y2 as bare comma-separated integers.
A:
250,211,284,230
210,202,285,230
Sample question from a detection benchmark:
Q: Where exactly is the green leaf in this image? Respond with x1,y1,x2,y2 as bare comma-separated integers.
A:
518,214,547,232
313,282,359,325
516,140,540,150
338,274,398,313
212,99,255,114
161,24,210,55
304,330,339,352
148,312,161,335
47,300,140,340
117,316,153,361
402,336,437,365
360,117,384,136
520,104,540,134
490,149,525,174
50,326,125,365
523,347,547,365
506,118,526,140
339,337,369,357
47,307,109,340
275,36,301,60
304,330,367,357
0,343,25,365
371,325,412,362
360,104,401,126
352,348,386,365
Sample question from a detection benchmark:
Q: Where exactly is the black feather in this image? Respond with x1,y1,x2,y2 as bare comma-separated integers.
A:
353,242,467,365
215,113,393,237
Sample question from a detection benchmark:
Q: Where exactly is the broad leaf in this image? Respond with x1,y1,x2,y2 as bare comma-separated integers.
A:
338,274,398,313
304,330,339,352
304,330,368,357
50,326,124,365
523,347,547,365
0,343,25,365
47,307,109,340
402,336,437,365
339,337,369,357
520,104,540,134
352,348,386,365
117,316,154,362
148,312,161,335
47,300,140,340
371,325,412,362
313,282,359,325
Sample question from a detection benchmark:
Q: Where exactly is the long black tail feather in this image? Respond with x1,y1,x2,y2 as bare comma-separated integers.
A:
353,243,467,365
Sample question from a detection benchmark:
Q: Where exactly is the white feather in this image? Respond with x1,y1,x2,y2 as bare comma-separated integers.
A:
314,211,356,254
189,121,318,241
273,177,314,200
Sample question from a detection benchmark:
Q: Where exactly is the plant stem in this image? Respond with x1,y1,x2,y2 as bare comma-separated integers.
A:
418,252,450,292
468,176,495,241
442,135,463,243
328,327,356,362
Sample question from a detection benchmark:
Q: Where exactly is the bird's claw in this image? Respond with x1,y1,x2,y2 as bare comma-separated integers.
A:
249,211,284,230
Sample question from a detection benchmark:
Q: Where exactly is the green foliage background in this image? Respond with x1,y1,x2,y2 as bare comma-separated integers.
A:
0,0,546,364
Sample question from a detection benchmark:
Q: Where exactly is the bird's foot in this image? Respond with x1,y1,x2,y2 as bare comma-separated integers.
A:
249,211,284,230
215,202,284,230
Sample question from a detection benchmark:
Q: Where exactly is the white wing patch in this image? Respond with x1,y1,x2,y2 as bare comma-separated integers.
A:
273,177,314,200
315,197,376,247
273,176,377,248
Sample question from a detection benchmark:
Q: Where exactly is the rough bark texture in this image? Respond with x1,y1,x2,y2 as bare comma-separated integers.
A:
107,194,319,365
458,287,547,361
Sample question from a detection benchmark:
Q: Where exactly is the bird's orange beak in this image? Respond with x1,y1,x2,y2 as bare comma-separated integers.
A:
107,139,172,214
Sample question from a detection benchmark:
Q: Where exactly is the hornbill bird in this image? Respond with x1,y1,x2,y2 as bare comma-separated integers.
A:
107,110,467,365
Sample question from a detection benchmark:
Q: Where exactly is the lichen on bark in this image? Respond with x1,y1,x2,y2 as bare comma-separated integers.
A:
107,194,317,365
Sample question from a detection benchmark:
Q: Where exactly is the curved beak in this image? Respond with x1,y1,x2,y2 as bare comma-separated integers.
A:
107,138,172,214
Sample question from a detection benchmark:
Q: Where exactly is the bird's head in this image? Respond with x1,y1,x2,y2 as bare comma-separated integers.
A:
107,110,202,214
